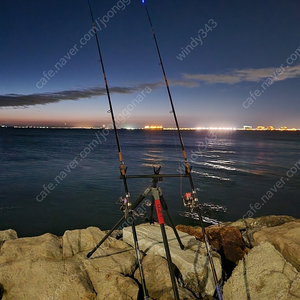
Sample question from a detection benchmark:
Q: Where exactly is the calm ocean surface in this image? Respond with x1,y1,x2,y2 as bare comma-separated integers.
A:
1,128,299,237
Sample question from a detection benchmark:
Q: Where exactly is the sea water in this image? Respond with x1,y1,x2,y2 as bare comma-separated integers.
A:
0,128,299,237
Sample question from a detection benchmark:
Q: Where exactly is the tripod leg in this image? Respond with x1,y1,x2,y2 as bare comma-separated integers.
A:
152,189,180,300
160,193,184,250
160,225,180,300
87,190,150,258
131,221,149,299
86,216,125,258
149,198,155,224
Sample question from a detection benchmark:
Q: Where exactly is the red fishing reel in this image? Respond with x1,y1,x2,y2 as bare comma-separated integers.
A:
182,192,194,211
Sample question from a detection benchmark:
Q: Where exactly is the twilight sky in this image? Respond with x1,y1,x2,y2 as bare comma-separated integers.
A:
1,0,300,128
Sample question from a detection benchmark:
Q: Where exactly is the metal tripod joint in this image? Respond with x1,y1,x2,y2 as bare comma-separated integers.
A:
151,187,160,202
142,187,151,198
157,187,163,197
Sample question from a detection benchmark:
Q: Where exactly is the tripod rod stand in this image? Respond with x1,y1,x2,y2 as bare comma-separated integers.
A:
87,169,187,300
149,172,181,299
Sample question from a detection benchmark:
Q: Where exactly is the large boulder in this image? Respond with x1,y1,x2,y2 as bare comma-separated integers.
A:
253,221,300,272
62,226,129,259
64,227,141,300
0,258,96,300
0,233,62,264
85,269,139,300
226,215,297,230
176,225,248,264
78,247,138,277
63,231,140,300
0,229,18,244
226,215,298,247
0,227,139,300
63,227,137,276
158,287,196,300
134,255,173,298
223,242,300,300
123,223,221,298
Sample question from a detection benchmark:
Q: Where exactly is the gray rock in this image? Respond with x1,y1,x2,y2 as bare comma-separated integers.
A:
223,242,300,300
253,221,300,272
123,223,221,298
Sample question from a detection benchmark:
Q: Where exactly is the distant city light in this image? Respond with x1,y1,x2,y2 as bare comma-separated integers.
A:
143,125,163,130
2,124,300,131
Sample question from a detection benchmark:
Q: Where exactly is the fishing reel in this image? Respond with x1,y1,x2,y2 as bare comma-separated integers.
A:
182,190,199,212
118,194,131,219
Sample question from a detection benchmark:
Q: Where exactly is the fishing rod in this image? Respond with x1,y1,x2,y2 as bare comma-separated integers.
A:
141,1,223,299
85,1,149,298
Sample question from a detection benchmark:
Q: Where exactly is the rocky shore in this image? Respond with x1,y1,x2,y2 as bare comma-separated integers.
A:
0,215,299,300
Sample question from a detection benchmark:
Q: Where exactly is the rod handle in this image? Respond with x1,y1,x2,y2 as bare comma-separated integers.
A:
216,284,223,300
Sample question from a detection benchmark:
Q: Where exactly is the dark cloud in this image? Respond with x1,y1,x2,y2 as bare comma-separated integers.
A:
0,83,162,108
182,64,300,84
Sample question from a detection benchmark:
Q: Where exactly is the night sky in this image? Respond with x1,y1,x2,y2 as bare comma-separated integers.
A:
1,0,300,128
